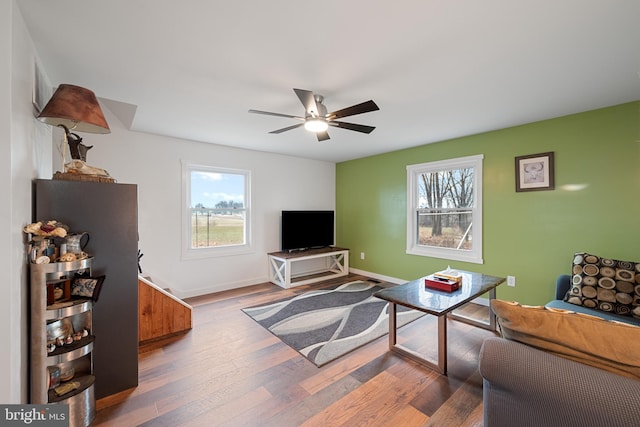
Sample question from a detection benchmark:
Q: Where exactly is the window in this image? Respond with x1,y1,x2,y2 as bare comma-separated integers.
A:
406,155,483,264
183,162,251,258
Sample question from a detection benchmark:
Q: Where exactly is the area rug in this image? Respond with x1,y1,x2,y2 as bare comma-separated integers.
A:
242,280,424,367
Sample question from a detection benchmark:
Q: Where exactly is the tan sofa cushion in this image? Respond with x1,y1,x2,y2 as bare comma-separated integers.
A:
491,299,640,380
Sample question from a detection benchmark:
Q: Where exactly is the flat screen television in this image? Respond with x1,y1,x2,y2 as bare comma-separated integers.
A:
281,210,334,252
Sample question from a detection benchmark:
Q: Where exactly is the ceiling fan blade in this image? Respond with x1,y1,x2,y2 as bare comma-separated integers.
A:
328,100,379,120
269,123,304,134
316,131,330,142
293,88,319,116
248,109,304,120
330,121,376,134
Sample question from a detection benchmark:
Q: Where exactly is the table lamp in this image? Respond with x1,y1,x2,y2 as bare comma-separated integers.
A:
37,84,110,166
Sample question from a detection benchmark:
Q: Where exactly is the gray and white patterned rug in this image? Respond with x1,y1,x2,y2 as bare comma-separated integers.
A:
242,280,424,367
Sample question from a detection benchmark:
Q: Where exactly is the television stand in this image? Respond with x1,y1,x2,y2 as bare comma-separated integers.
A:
268,247,349,288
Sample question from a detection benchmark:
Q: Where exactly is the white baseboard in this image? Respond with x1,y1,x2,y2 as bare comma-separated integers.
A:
349,267,406,285
142,266,493,304
140,269,269,299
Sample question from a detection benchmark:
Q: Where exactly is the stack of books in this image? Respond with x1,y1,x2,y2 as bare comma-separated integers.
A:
425,268,462,292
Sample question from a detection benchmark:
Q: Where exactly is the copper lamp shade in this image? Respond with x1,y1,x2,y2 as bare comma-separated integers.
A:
37,84,110,134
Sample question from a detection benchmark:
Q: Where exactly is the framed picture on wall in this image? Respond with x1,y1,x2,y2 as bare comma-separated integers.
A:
515,152,555,192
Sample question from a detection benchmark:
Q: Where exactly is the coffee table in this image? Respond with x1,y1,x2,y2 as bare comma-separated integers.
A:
374,271,505,375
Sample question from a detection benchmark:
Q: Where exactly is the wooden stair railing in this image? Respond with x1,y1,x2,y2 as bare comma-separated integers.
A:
138,276,192,344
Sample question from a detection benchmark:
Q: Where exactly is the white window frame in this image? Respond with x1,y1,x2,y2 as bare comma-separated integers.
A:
406,154,483,264
182,161,252,259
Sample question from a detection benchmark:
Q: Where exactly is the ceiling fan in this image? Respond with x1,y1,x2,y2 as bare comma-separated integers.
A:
249,88,379,142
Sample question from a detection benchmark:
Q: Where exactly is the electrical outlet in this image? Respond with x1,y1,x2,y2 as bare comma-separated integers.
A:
507,276,516,287
360,252,365,260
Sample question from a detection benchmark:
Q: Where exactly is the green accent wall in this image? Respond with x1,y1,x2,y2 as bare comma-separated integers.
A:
336,101,640,305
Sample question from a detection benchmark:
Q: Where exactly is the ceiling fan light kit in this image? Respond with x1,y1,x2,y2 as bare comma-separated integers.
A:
249,88,379,142
304,118,328,133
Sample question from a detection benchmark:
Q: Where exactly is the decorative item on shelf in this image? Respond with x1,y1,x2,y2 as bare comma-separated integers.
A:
54,381,80,397
65,232,90,255
35,255,51,264
47,280,71,305
71,272,105,302
29,238,56,262
23,221,92,263
47,367,61,389
48,317,73,340
61,160,112,181
59,366,75,382
47,286,57,306
48,328,89,351
24,220,69,263
57,251,90,263
52,170,115,183
24,220,69,238
36,83,115,182
57,253,77,262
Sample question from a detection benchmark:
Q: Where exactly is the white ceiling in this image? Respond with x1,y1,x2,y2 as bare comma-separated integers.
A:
18,1,640,163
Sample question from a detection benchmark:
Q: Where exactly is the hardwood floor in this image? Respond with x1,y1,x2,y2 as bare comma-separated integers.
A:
92,274,496,426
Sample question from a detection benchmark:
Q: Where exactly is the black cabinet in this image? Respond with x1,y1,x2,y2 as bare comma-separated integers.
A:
34,179,138,399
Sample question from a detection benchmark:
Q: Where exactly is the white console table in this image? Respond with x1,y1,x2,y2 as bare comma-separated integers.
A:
268,247,349,288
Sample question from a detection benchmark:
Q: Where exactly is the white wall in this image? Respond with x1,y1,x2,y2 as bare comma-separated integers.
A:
3,0,333,402
86,107,336,298
2,1,53,403
0,0,14,404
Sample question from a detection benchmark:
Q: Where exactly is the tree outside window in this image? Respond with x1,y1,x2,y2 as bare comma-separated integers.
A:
407,155,483,264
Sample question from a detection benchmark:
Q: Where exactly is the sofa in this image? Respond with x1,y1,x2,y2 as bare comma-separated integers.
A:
545,274,640,327
479,253,640,425
479,337,640,427
480,293,640,427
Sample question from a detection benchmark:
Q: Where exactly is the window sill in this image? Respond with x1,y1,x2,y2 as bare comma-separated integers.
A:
406,247,483,264
182,245,254,260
